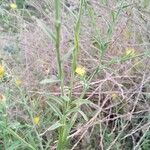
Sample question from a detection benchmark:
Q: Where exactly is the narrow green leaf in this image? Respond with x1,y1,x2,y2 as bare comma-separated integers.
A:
66,108,79,116
46,101,62,118
78,110,88,121
73,98,94,107
7,128,36,150
40,121,63,136
61,95,70,102
111,10,116,23
40,78,60,85
36,19,56,41
49,95,63,106
7,141,21,150
62,47,74,62
69,113,78,129
48,121,63,131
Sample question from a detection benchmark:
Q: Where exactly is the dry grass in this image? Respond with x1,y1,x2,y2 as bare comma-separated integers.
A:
0,0,150,149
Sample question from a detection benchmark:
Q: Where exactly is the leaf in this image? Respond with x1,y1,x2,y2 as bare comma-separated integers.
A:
78,110,88,121
61,1,77,20
7,128,36,150
7,141,21,150
61,95,70,102
66,108,80,116
0,121,5,129
36,18,56,42
111,10,116,22
62,47,74,62
143,0,150,8
73,98,94,107
40,78,60,85
69,113,78,129
48,121,63,130
49,95,63,106
40,121,63,136
46,101,62,118
8,122,21,130
144,50,150,57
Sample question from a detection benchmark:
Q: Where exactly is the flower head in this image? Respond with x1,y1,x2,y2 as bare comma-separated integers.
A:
75,66,86,76
33,116,40,125
125,48,135,57
10,3,17,9
111,93,118,101
0,65,5,78
0,94,6,103
15,79,22,86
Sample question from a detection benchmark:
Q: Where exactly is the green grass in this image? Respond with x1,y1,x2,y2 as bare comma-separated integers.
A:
0,0,150,150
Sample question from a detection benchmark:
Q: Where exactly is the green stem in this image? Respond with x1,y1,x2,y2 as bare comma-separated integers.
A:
55,0,64,96
70,0,83,98
54,1,68,149
57,116,67,150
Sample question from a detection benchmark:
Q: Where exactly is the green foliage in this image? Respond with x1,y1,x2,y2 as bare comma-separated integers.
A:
16,0,26,8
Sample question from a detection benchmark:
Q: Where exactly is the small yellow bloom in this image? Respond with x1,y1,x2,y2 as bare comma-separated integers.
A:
10,3,17,9
111,93,118,101
125,48,135,56
0,65,5,78
15,79,22,86
0,94,6,103
75,66,86,76
33,116,40,125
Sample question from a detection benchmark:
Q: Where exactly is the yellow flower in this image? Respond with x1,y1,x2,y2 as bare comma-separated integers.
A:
33,116,40,125
10,3,17,9
75,66,86,76
111,93,118,101
0,65,5,78
125,48,135,56
15,79,22,86
0,94,6,103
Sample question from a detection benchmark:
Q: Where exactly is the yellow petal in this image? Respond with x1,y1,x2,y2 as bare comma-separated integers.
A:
0,94,6,103
0,65,5,78
15,79,22,86
75,66,86,76
10,3,17,9
33,116,40,125
111,93,118,100
125,48,135,56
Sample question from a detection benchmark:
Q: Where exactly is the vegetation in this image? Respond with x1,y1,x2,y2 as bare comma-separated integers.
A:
0,0,150,149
